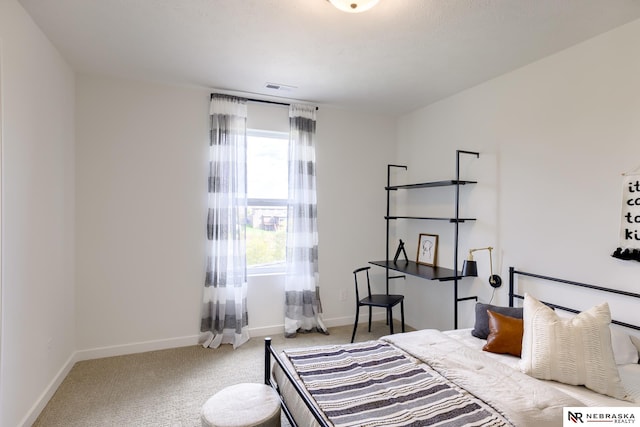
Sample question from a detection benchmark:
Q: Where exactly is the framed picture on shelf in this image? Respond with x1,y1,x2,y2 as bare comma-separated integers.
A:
416,233,438,267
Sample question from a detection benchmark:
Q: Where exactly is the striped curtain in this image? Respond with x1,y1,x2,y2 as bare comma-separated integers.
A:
201,94,250,349
284,104,327,337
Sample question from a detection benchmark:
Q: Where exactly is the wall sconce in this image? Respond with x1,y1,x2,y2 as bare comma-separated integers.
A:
461,246,502,288
328,0,380,13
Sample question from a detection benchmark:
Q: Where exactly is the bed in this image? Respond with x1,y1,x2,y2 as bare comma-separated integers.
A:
264,267,640,426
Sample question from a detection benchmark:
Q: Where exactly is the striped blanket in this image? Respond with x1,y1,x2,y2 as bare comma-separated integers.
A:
284,341,511,427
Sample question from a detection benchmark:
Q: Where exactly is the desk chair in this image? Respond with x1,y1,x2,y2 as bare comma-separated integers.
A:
350,266,405,343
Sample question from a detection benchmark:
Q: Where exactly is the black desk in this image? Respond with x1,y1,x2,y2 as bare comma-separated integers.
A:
369,260,461,282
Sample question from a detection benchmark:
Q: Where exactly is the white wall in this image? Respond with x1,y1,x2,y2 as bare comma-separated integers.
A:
75,75,209,355
75,75,397,353
396,18,640,332
314,107,397,323
0,1,76,426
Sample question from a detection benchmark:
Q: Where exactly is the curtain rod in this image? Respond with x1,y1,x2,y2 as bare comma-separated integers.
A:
210,93,318,110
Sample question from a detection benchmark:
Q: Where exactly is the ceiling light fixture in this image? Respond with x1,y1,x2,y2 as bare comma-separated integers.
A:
328,0,380,13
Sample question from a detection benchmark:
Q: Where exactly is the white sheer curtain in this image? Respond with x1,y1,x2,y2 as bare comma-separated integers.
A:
200,94,250,349
284,104,327,337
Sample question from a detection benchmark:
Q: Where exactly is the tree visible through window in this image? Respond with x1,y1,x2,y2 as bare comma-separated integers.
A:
246,129,288,274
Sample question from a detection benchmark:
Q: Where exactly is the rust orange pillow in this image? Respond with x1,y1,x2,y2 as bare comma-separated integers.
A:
482,309,524,357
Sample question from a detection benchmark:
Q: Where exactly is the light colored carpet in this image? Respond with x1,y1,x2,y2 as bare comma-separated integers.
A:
33,321,408,427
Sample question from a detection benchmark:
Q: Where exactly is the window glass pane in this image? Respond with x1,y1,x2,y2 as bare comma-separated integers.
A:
247,131,288,200
246,130,288,274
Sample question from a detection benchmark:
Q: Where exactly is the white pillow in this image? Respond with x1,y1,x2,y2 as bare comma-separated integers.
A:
520,293,631,401
630,335,640,358
610,328,639,365
619,364,640,403
557,311,639,365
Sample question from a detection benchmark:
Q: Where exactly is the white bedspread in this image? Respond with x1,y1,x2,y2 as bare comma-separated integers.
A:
443,328,640,407
273,328,639,427
383,329,584,427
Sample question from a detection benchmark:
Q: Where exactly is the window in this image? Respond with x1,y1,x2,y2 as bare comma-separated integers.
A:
246,129,288,275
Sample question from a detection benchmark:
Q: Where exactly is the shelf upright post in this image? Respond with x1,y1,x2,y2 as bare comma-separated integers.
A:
387,164,407,294
454,150,480,329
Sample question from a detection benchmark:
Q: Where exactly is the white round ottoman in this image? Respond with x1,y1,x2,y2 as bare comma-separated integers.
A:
201,383,281,427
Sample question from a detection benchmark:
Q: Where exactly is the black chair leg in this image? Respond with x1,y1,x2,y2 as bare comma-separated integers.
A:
351,305,360,343
401,301,405,333
389,308,394,335
368,306,372,332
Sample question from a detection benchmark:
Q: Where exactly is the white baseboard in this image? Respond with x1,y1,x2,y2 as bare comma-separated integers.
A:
75,335,200,361
73,312,386,360
323,313,388,328
248,312,388,338
248,324,286,337
19,352,76,427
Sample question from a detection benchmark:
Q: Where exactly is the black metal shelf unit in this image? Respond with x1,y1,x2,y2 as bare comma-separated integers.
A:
370,150,479,329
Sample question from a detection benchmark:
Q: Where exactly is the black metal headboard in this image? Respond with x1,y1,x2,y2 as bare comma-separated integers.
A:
508,266,640,332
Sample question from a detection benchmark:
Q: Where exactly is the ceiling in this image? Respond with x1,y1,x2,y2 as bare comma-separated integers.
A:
19,0,640,116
